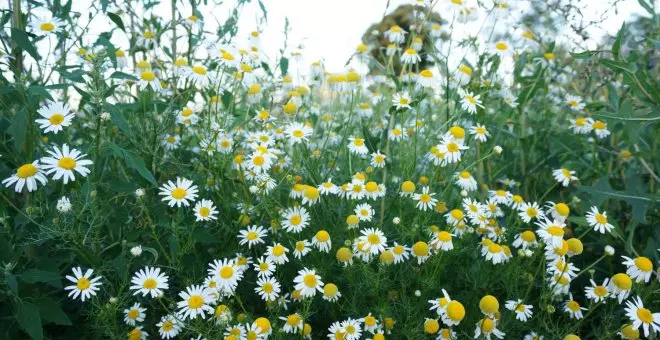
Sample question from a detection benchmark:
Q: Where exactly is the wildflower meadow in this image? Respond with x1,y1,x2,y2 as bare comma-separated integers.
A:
0,0,659,339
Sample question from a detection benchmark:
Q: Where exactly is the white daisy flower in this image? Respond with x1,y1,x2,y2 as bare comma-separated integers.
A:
2,161,48,192
40,144,93,184
157,314,182,339
194,199,218,221
30,16,63,35
123,302,146,326
64,267,102,302
281,206,310,233
208,258,243,293
159,177,199,207
176,285,216,320
585,206,614,234
621,256,654,283
130,266,169,298
255,277,281,301
35,101,74,134
505,299,533,322
552,168,578,187
238,225,268,248
624,295,660,337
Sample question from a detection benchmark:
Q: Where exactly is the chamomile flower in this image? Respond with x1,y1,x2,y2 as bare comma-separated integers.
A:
157,314,182,339
193,199,218,221
341,318,363,340
159,177,199,207
64,267,102,302
569,117,594,134
123,302,146,326
384,25,407,44
470,124,490,142
293,240,312,259
492,41,513,58
413,186,438,211
411,241,431,264
564,294,587,319
445,209,465,226
401,48,421,64
281,206,310,233
128,326,148,340
312,230,332,252
176,104,200,125
130,266,169,298
505,299,533,322
442,300,466,326
238,225,268,248
31,16,64,35
535,217,566,248
390,243,410,264
162,134,181,150
621,256,654,283
347,137,369,155
624,296,660,337
609,273,633,303
454,64,473,86
585,206,614,233
519,201,545,223
285,122,313,144
266,243,289,264
255,277,281,301
566,94,585,111
474,317,505,339
208,258,243,293
484,242,507,264
455,171,478,191
35,101,74,134
430,231,454,251
458,88,484,114
552,168,578,187
513,231,538,249
136,69,162,91
136,29,158,49
359,228,388,255
584,278,609,303
354,203,375,222
293,268,324,298
370,151,387,168
176,285,215,320
2,161,48,192
318,179,338,195
437,137,468,163
186,64,213,88
392,92,412,110
592,120,611,139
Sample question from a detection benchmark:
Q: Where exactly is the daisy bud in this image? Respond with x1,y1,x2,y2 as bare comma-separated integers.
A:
130,245,143,257
109,297,118,304
344,240,352,246
371,29,379,36
588,269,595,277
90,190,97,198
414,290,421,297
604,245,615,256
467,227,475,234
494,145,503,154
392,217,401,225
431,114,438,121
524,249,533,257
546,305,555,313
249,185,258,193
517,249,526,257
571,196,581,204
460,190,468,197
100,112,111,121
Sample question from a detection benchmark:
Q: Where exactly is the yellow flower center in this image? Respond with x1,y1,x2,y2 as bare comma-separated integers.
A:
262,282,273,293
58,157,76,170
127,309,139,319
220,266,233,279
289,215,302,226
413,241,429,256
612,273,632,290
450,209,464,220
171,188,187,200
192,65,206,75
353,138,364,146
480,318,495,332
161,320,174,331
555,203,570,216
637,308,653,324
547,226,564,237
447,142,459,153
634,257,653,272
458,65,472,76
521,230,536,242
187,295,204,309
49,113,65,125
446,301,465,321
143,278,157,289
594,286,607,297
567,300,581,312
140,71,156,81
40,22,55,32
419,194,432,203
199,207,210,217
367,233,380,244
16,164,38,178
496,42,508,50
272,244,285,256
76,277,90,290
593,121,606,129
437,231,452,242
287,314,301,326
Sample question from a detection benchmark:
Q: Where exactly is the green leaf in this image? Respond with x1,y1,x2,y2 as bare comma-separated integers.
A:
9,109,28,152
27,86,54,101
17,301,43,340
612,22,625,60
192,228,220,244
600,59,634,74
637,0,654,15
142,246,159,263
107,12,126,31
110,71,138,81
279,57,289,76
0,86,16,95
113,251,127,281
569,50,598,59
20,269,61,288
257,0,268,21
11,28,40,61
5,273,18,294
221,90,233,109
35,298,71,326
108,143,157,185
110,110,132,134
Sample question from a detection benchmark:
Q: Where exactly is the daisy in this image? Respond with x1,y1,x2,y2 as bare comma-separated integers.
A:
56,196,72,212
390,243,410,264
159,177,199,207
35,101,74,134
347,137,369,155
285,122,313,144
622,256,654,283
136,29,158,49
370,151,387,168
492,41,513,58
323,283,341,302
354,203,375,222
519,201,545,223
445,209,465,226
417,69,437,87
392,92,412,110
341,318,363,340
193,199,218,221
474,317,505,339
388,124,407,142
208,258,243,293
162,134,181,150
569,117,594,134
238,225,268,248
624,296,660,337
512,231,538,249
176,104,200,125
136,69,162,91
617,324,640,340
293,240,312,259
359,228,387,255
312,230,332,252
123,302,146,326
505,299,533,322
281,313,304,334
266,243,289,264
535,217,566,248
400,48,421,64
281,206,310,233
224,324,246,338
411,241,431,264
566,94,585,111
38,144,93,184
437,136,468,163
253,256,276,278
470,124,490,142
585,206,614,233
609,273,633,303
384,25,407,44
31,16,63,35
564,295,587,319
293,268,324,297
584,278,610,303
186,64,213,88
458,88,484,114
130,266,169,298
157,314,182,339
176,285,215,320
454,64,472,86
593,120,611,139
255,277,281,301
64,267,102,302
552,168,578,187
489,189,512,205
128,326,148,340
413,186,438,211
2,161,48,192
484,242,507,264
318,179,338,195
443,300,466,326
545,201,571,222
430,231,454,251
